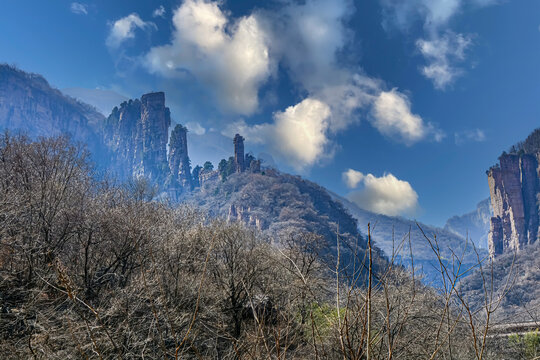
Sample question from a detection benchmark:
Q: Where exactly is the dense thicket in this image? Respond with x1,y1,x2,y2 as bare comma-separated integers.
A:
0,134,517,359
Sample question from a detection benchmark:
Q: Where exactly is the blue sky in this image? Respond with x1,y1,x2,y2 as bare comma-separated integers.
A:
1,0,539,226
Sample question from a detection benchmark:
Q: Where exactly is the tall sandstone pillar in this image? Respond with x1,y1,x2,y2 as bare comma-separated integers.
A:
488,154,539,257
234,134,245,173
168,124,192,193
138,92,171,181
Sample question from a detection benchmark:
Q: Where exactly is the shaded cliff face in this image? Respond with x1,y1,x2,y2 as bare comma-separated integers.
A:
488,153,539,257
0,64,108,161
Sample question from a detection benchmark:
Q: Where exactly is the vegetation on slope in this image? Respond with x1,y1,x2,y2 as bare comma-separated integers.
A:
0,133,508,359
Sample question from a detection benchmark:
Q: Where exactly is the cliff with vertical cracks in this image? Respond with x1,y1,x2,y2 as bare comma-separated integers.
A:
104,92,191,194
488,128,540,257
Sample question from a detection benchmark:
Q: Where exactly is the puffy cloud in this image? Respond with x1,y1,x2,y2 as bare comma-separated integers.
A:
135,0,434,170
153,5,166,18
345,171,419,216
343,169,364,189
273,98,332,168
223,98,331,170
106,14,156,48
145,0,272,115
417,32,471,89
70,2,88,15
454,129,485,145
371,89,442,144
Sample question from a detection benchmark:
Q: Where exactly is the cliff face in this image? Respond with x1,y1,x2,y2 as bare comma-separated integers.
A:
104,92,187,188
0,64,108,160
488,153,539,257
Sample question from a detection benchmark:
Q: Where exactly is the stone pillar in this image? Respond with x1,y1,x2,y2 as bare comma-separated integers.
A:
168,124,192,192
234,134,245,173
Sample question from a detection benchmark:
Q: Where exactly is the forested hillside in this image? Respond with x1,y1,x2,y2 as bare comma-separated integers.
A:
0,134,501,359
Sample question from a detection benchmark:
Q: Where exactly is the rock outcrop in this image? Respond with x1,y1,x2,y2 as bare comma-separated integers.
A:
104,92,194,195
488,153,539,257
0,64,107,160
234,134,245,173
167,124,192,194
137,92,171,181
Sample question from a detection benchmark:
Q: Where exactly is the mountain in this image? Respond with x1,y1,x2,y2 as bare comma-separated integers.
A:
186,168,388,276
62,87,128,116
460,127,540,320
444,198,491,249
487,128,540,257
0,64,109,161
0,66,388,275
0,66,195,196
330,193,488,286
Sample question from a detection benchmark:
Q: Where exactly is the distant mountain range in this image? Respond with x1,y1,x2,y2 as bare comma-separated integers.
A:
330,192,489,286
444,198,491,250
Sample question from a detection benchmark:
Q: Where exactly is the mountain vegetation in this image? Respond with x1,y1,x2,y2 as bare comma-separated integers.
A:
0,134,507,359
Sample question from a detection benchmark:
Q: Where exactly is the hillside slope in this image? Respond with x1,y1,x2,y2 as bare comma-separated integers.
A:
0,64,109,162
187,170,388,274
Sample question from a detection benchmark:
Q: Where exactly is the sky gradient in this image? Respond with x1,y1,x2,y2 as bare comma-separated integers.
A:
1,0,539,226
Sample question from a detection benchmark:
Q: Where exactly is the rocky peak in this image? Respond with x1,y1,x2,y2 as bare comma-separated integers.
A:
137,92,170,181
234,134,245,173
488,153,539,257
167,124,192,194
104,92,171,183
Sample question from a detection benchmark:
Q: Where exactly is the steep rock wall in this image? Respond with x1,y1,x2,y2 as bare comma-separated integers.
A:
488,154,539,257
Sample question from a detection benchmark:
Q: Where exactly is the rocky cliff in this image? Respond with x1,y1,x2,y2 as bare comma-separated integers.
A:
102,92,195,195
104,92,172,183
0,64,108,160
0,66,194,196
488,130,540,258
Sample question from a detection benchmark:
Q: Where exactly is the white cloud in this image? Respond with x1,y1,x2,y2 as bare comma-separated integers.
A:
345,171,419,216
70,2,88,15
222,98,331,170
153,5,166,18
417,32,471,89
273,98,332,168
380,0,497,89
186,121,206,135
371,89,442,144
454,129,485,145
136,0,434,170
145,0,272,115
343,169,364,189
106,14,156,48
